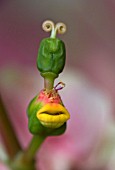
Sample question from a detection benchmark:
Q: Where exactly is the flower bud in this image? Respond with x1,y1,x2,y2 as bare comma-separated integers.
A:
37,38,66,78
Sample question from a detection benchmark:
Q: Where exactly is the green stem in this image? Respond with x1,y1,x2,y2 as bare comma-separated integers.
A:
22,135,46,162
41,72,58,90
44,77,54,90
9,135,46,170
0,95,22,159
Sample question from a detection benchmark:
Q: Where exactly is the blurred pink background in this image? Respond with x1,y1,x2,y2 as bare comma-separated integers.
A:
0,0,115,170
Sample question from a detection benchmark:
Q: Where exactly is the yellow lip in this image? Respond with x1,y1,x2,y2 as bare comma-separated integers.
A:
36,103,70,128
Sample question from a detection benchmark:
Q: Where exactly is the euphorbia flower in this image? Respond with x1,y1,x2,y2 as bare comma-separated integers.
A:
36,87,70,128
27,83,70,135
1,2,115,169
27,20,70,138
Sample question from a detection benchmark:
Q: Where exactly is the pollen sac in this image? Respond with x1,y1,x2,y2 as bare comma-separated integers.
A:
37,38,66,77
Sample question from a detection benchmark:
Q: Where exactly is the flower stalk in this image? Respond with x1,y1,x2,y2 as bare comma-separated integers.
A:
41,72,57,90
0,95,22,159
8,135,46,170
21,135,46,162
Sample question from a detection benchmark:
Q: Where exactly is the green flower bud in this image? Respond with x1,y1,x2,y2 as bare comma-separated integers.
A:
37,37,66,78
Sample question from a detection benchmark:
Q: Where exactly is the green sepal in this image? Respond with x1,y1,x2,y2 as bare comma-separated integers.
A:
27,95,66,136
37,37,66,77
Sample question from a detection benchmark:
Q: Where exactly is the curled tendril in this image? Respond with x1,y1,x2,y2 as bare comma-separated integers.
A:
42,20,66,38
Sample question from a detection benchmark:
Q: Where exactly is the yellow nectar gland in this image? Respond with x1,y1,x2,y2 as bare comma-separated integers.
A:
36,103,70,128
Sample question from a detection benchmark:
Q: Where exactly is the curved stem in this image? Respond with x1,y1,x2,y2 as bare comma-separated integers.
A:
8,135,46,170
22,135,46,163
0,95,22,159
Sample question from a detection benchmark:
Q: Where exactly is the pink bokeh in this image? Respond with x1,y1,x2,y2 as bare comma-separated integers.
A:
0,0,115,170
